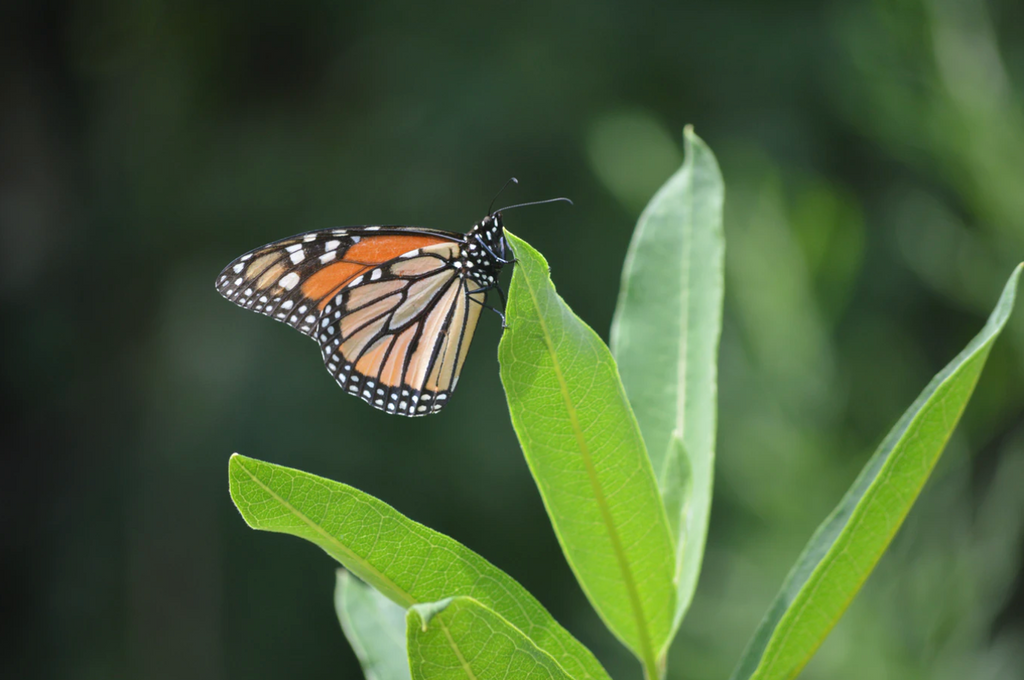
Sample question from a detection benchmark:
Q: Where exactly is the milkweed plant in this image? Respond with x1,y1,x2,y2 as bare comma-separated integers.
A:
227,127,1023,680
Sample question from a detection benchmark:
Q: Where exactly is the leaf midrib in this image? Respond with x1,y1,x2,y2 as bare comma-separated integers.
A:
439,619,479,680
675,161,693,453
516,267,657,671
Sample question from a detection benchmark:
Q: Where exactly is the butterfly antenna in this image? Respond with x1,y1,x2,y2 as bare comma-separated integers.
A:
495,197,574,213
488,177,519,215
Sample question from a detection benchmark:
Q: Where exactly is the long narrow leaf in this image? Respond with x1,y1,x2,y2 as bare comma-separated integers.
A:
732,263,1023,680
610,127,725,632
228,454,610,680
406,597,572,680
498,231,676,668
335,570,411,680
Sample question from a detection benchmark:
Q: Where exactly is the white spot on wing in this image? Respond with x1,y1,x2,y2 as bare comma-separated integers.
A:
279,272,300,290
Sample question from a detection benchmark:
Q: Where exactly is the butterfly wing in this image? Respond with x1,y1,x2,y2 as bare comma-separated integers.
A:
315,242,486,416
216,227,459,337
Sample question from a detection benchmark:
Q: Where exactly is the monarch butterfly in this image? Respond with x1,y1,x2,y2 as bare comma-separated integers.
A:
215,195,567,416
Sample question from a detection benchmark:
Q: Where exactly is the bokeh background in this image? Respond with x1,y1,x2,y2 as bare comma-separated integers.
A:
5,1,1024,678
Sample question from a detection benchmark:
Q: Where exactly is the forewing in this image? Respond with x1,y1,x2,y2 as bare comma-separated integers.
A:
215,228,456,337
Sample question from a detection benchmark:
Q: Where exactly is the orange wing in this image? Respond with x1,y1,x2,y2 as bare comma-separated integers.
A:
315,242,486,416
215,228,456,337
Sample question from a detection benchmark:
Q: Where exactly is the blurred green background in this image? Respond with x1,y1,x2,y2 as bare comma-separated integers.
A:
5,0,1024,678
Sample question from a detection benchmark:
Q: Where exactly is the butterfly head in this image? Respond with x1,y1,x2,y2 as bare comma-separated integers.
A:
460,213,509,287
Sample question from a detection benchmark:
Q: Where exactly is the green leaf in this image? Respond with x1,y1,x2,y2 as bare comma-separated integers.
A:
228,454,610,680
610,127,725,633
406,597,573,680
335,569,411,680
498,231,677,669
659,435,692,549
731,263,1023,680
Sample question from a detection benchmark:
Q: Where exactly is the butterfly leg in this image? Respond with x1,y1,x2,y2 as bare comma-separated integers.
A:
499,237,516,265
467,288,509,328
469,297,507,328
467,282,508,309
493,283,508,310
476,234,516,265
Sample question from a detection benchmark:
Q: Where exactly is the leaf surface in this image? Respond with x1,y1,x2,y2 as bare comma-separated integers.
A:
335,569,411,680
499,231,676,666
610,127,725,631
229,454,610,680
731,264,1023,680
406,597,573,680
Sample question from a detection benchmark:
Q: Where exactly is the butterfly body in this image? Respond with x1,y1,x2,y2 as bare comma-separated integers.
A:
456,217,510,288
216,213,508,416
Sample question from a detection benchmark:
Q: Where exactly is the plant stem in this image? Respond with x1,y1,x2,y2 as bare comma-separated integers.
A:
642,653,666,680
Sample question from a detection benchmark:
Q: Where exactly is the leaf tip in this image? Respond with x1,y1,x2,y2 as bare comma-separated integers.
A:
409,597,455,632
228,453,256,485
227,453,242,487
502,227,523,250
501,229,546,269
682,125,714,156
